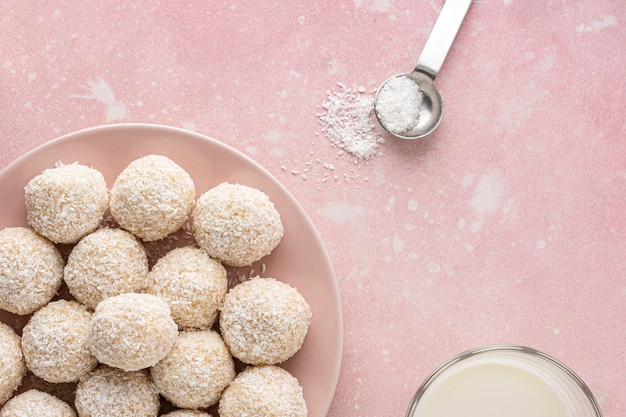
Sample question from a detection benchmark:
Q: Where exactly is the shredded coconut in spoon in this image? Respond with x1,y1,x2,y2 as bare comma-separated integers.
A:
375,75,423,134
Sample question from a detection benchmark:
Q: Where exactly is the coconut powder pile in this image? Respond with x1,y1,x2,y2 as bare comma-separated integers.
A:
318,82,384,162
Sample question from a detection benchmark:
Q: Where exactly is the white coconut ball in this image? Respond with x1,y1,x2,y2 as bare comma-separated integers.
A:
24,163,108,244
146,246,227,330
89,293,178,371
218,366,307,417
192,183,283,267
151,330,235,409
219,277,311,365
75,366,160,417
0,389,76,417
0,227,64,315
110,154,195,241
0,323,26,406
22,300,97,383
63,227,149,310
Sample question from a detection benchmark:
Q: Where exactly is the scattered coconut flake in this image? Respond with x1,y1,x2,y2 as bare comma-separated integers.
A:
318,83,384,162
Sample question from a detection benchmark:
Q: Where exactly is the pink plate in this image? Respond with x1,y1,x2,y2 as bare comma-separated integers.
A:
0,123,343,416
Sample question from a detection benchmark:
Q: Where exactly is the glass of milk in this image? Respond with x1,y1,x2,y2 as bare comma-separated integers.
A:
406,345,602,417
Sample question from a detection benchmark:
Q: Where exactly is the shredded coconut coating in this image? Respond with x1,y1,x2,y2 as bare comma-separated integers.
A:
0,389,76,417
24,163,109,244
218,366,307,417
22,300,97,383
64,227,149,310
151,330,235,409
160,411,213,417
75,366,159,417
0,323,26,406
110,155,195,241
146,246,227,330
192,183,283,267
219,277,311,365
89,293,178,371
0,227,64,315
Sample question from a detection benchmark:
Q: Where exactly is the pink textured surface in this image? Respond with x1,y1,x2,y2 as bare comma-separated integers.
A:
1,1,624,416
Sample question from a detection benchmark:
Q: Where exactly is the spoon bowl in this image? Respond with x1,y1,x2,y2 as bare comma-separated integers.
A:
374,71,443,140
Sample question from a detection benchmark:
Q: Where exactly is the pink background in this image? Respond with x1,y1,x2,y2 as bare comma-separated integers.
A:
1,1,624,416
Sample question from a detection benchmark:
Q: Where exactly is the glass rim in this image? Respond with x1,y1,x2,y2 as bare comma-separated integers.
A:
405,344,603,417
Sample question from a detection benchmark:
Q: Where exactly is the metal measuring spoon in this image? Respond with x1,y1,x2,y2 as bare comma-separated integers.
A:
374,0,472,139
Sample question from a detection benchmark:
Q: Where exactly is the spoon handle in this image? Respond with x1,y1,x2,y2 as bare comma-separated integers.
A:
415,0,472,80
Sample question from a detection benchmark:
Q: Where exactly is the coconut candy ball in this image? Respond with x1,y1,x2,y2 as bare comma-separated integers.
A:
192,182,283,267
0,227,64,315
22,300,97,383
0,389,76,417
110,154,195,241
24,163,108,244
219,277,311,365
89,293,177,372
0,323,26,406
75,366,159,417
64,227,149,310
218,366,307,417
161,411,213,417
151,330,235,409
146,246,227,330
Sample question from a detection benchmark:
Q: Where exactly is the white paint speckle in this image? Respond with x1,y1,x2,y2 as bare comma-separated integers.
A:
327,59,343,75
4,60,16,75
408,198,418,211
266,129,283,143
470,172,505,232
471,173,504,215
385,195,396,211
181,121,196,131
318,201,365,224
70,78,127,121
374,0,391,12
540,54,555,72
392,233,404,253
298,16,305,25
426,262,440,274
576,15,617,33
536,239,546,249
269,148,284,157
